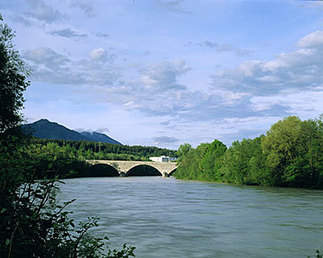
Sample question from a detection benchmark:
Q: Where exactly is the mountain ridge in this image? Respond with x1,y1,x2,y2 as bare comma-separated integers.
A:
22,119,122,145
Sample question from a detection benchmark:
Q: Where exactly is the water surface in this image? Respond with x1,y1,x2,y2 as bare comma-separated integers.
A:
59,177,323,258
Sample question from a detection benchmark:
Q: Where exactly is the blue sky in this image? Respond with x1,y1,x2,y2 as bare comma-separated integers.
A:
1,0,323,149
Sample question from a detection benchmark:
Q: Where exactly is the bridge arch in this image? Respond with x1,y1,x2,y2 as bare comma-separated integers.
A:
86,160,177,177
88,164,119,177
126,165,162,177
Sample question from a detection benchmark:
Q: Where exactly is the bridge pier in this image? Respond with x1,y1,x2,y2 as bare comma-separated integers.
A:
162,172,169,177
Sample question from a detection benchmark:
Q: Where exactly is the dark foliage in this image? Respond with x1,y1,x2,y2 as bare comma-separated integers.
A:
0,15,135,257
0,137,135,257
0,14,30,134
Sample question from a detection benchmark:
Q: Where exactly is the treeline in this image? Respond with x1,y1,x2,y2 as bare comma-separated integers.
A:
5,138,178,179
33,138,177,161
15,140,91,179
175,116,323,189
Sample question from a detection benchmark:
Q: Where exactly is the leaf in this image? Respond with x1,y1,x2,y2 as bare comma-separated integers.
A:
5,239,11,246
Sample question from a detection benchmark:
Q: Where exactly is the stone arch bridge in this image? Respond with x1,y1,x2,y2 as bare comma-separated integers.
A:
86,160,177,177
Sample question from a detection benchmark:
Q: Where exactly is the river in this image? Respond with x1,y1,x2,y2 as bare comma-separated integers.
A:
59,176,323,258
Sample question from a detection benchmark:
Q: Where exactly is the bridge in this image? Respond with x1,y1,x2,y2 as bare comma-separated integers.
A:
86,160,177,177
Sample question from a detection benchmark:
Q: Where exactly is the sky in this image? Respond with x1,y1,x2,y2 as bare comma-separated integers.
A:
1,0,323,149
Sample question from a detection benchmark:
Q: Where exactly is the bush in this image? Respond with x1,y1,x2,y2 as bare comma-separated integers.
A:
0,136,135,257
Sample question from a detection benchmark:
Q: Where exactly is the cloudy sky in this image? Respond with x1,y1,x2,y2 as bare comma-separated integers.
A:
1,0,323,149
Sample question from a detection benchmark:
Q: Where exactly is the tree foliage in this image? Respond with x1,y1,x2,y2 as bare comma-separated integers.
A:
0,140,135,257
175,116,323,189
0,14,30,134
176,140,226,181
0,15,135,257
176,143,192,162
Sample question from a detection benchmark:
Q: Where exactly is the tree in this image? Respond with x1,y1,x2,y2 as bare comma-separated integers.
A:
0,15,135,257
200,139,226,181
261,116,323,187
0,14,30,134
0,144,136,257
175,140,226,182
176,143,192,162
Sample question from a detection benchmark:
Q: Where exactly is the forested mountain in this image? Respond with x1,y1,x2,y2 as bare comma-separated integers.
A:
21,119,176,161
22,119,121,144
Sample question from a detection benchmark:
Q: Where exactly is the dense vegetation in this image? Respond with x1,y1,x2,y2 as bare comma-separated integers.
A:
33,138,177,161
0,136,135,257
0,14,135,257
175,116,323,189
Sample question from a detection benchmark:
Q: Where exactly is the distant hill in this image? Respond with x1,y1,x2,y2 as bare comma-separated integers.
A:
22,119,122,144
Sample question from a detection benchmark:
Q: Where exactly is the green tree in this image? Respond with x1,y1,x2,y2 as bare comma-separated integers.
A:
219,136,268,185
261,116,323,187
176,143,192,162
0,143,135,257
175,115,322,188
200,139,226,181
175,140,226,182
0,14,29,134
0,15,135,257
262,116,303,168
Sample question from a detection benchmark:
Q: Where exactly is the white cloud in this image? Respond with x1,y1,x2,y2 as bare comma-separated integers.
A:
89,48,115,62
23,47,290,121
23,47,119,85
25,0,62,23
297,30,323,48
212,30,323,95
21,27,323,137
251,89,323,119
23,47,68,66
199,40,252,56
140,60,190,92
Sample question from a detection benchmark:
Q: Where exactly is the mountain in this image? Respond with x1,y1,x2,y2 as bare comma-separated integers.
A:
22,119,122,144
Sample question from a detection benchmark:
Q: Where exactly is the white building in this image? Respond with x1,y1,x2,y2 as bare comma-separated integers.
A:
149,156,171,162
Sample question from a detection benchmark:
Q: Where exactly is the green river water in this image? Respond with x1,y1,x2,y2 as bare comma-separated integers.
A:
59,177,323,258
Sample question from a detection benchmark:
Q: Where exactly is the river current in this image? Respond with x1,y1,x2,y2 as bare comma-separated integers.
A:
59,177,323,258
